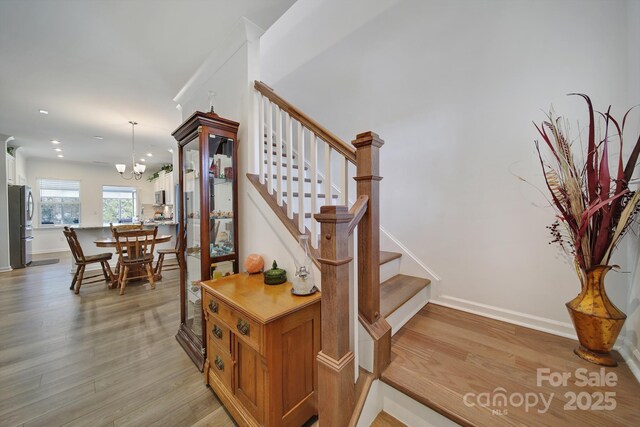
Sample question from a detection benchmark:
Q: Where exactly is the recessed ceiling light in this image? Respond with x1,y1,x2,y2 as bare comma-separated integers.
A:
51,139,60,144
168,149,174,153
57,154,64,158
93,136,103,140
39,109,49,115
140,158,146,162
146,153,153,157
54,148,62,152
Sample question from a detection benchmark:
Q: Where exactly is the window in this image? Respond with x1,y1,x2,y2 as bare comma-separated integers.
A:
103,186,137,224
39,179,81,226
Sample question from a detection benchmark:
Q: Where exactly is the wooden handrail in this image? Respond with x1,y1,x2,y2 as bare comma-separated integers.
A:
347,195,369,235
255,81,357,164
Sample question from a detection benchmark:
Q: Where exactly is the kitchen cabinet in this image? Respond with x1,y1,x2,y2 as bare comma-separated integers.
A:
201,273,321,427
172,110,240,369
152,170,175,206
6,153,15,185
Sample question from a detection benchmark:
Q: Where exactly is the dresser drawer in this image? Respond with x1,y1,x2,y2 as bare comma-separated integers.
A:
207,318,231,355
208,338,232,389
204,290,262,353
226,306,262,353
203,291,222,317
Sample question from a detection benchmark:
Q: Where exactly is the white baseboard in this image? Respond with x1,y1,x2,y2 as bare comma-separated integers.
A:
616,340,640,383
32,248,69,255
431,294,577,340
0,266,13,273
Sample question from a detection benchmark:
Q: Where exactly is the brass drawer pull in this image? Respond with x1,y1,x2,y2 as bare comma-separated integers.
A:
214,355,224,371
213,324,223,339
237,319,250,336
208,300,218,313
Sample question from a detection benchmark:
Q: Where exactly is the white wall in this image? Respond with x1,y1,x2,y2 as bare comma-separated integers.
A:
174,18,305,280
26,157,155,253
260,0,637,337
0,135,11,271
623,0,640,377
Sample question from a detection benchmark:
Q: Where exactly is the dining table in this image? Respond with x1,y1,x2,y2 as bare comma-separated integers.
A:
93,234,173,287
93,234,173,248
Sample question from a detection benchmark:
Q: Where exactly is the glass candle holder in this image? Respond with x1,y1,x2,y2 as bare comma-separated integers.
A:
293,235,315,294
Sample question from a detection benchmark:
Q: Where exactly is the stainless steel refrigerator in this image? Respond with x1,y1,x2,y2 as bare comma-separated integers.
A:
8,185,34,268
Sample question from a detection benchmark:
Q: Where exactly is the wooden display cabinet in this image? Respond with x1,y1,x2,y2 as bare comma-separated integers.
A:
172,111,240,369
201,273,321,427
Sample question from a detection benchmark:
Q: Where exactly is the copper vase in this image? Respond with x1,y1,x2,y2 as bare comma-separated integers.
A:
566,265,626,367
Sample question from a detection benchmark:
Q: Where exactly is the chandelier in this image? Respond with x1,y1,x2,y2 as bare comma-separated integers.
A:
115,121,146,180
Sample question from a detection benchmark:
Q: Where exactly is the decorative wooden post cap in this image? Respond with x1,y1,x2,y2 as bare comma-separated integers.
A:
352,131,384,148
314,205,353,223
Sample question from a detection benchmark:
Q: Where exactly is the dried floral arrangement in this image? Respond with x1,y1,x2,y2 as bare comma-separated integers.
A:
534,94,640,276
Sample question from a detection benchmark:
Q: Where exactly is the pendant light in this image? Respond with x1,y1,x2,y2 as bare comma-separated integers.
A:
115,121,146,180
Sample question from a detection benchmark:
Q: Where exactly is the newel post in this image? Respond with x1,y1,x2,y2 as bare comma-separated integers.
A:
353,131,384,324
315,205,355,427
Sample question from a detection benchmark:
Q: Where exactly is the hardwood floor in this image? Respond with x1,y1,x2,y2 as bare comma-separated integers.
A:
0,251,235,427
370,411,406,427
382,304,640,427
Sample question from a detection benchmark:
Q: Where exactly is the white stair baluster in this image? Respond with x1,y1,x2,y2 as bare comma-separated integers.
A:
275,106,283,206
351,226,359,382
312,132,320,248
285,113,294,219
310,134,318,249
340,156,348,206
266,101,274,195
324,144,332,206
297,124,305,233
258,94,265,185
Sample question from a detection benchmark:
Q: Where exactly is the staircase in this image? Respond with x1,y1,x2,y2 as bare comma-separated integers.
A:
251,81,431,426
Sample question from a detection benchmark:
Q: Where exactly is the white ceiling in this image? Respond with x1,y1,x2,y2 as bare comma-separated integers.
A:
0,0,295,170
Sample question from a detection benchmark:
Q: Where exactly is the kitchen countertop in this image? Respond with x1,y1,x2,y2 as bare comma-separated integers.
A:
35,222,177,230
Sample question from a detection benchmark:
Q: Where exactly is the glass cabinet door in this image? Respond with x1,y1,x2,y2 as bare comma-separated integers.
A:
207,133,235,277
182,136,202,341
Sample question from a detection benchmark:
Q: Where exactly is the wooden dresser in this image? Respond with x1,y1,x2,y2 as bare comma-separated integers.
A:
200,273,321,427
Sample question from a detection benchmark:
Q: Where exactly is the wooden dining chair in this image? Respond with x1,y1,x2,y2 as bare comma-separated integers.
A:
113,226,158,295
63,227,115,294
109,222,143,275
154,224,186,276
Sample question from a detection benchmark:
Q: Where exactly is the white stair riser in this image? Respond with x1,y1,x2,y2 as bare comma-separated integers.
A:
380,258,401,283
267,177,323,194
286,195,338,215
263,164,307,179
387,289,430,336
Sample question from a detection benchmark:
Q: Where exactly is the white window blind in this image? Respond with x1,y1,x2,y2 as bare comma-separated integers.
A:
38,179,81,226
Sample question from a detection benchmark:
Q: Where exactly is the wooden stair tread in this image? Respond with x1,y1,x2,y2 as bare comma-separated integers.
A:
370,412,407,427
264,150,293,158
264,161,307,170
265,174,322,184
380,251,401,265
380,274,430,318
282,191,339,199
380,304,640,427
